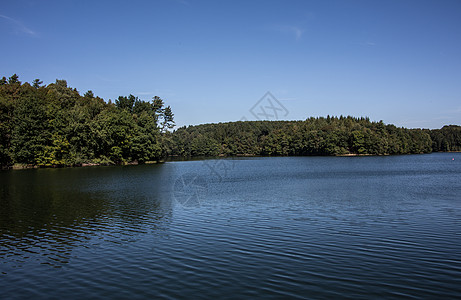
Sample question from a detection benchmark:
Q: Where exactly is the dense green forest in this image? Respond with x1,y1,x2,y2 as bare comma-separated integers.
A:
1,74,460,168
429,125,461,152
171,118,429,157
0,74,174,168
171,119,460,157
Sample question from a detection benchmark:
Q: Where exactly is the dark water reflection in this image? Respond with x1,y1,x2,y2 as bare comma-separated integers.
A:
1,154,461,299
0,165,173,269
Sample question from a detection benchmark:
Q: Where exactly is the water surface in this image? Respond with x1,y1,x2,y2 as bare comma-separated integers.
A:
1,153,460,298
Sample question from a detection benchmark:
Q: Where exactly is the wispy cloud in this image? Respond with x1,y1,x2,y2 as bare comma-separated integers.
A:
0,14,36,36
356,41,376,47
276,25,304,41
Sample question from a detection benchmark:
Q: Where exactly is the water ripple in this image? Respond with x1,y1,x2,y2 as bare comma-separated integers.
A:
1,155,461,298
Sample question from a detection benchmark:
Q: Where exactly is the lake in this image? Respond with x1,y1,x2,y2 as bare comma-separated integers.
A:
1,153,460,299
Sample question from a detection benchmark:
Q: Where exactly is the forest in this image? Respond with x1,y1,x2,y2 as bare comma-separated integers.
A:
0,75,174,168
171,119,458,157
1,74,460,168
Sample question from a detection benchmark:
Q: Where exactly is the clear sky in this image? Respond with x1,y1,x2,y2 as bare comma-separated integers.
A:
1,0,460,129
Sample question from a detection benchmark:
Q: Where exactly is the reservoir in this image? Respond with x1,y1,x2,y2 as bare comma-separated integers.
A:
1,153,460,298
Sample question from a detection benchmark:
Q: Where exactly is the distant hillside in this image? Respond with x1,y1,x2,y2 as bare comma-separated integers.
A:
170,118,461,157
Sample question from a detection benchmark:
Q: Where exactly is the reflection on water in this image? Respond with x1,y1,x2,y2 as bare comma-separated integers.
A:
0,165,173,268
1,154,461,298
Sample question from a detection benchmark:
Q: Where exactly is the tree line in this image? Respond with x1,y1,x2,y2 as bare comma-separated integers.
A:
0,74,174,168
170,119,460,158
1,74,460,168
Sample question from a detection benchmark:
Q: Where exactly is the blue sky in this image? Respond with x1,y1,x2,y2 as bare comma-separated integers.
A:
1,0,460,129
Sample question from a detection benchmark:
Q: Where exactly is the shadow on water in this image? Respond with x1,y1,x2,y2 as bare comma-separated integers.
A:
0,164,174,268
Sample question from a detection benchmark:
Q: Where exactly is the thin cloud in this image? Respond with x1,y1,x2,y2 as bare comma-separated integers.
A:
357,41,376,46
0,14,36,36
276,25,304,41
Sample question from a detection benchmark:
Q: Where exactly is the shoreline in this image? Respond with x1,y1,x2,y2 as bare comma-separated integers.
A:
4,160,162,171
2,151,457,171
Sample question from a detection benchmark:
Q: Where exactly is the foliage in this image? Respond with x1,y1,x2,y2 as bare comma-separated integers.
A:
1,74,459,168
429,125,461,152
170,116,452,157
0,74,173,168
